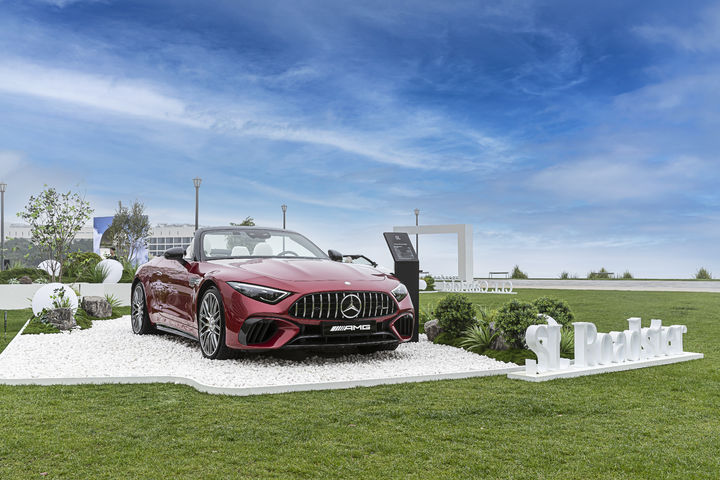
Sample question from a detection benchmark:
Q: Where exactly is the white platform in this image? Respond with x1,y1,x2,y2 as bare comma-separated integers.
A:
507,352,704,382
0,317,521,396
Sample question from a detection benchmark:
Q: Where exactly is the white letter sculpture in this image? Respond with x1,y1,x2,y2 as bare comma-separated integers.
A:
508,316,702,382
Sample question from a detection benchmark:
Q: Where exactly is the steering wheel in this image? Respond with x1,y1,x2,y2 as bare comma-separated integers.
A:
277,250,299,257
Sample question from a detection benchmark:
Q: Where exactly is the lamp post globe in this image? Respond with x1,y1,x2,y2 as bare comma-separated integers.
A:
193,177,202,231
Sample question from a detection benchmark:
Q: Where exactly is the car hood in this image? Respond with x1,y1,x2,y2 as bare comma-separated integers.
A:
207,258,389,283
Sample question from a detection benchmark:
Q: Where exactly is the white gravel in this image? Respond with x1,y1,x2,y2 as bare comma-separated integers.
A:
0,316,517,392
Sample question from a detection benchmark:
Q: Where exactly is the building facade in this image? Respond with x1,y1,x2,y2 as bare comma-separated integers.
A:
4,223,196,259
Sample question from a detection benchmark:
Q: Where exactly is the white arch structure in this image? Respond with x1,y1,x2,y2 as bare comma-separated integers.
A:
393,224,473,282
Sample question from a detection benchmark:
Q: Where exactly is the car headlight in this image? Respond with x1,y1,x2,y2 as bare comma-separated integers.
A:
391,283,408,302
227,282,291,304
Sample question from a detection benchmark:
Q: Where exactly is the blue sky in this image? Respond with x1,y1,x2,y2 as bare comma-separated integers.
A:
1,0,719,278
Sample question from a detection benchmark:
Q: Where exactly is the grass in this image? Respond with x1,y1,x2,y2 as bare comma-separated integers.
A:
0,290,719,478
0,308,33,352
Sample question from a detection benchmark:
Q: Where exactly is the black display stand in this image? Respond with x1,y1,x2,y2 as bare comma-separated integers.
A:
383,232,420,342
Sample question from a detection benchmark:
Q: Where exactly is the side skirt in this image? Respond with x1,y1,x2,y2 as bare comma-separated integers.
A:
155,324,199,342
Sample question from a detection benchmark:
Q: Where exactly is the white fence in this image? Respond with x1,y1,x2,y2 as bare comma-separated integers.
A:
432,275,515,294
0,283,132,310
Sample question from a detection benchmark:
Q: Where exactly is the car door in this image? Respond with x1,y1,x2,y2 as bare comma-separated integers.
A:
162,257,197,335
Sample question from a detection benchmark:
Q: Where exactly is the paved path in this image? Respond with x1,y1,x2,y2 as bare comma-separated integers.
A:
504,280,720,293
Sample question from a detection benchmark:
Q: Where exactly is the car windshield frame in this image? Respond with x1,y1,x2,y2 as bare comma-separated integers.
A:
198,227,329,262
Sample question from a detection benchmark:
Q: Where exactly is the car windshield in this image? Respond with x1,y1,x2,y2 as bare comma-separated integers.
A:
201,229,327,260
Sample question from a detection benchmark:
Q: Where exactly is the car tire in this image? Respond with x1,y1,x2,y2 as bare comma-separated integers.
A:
357,343,399,355
131,283,155,335
198,287,233,360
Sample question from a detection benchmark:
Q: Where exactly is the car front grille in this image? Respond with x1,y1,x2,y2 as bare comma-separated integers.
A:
289,291,397,320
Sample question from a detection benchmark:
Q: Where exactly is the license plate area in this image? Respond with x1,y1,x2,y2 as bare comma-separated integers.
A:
323,322,377,336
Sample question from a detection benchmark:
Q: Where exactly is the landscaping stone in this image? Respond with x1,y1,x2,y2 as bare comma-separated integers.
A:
45,308,76,331
82,296,112,318
18,276,32,284
489,322,510,350
424,319,440,342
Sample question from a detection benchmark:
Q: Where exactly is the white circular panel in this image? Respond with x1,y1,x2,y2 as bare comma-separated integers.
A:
32,283,79,316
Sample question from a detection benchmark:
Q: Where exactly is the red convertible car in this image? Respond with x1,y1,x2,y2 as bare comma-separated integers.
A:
131,226,415,359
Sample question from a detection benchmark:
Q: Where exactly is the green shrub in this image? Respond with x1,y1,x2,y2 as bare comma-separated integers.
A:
695,267,712,280
532,296,574,326
476,306,497,326
510,265,528,279
423,275,435,291
458,324,497,353
495,300,539,348
588,267,611,279
433,332,464,348
64,251,102,280
622,270,633,279
0,267,49,284
559,271,570,280
434,294,476,337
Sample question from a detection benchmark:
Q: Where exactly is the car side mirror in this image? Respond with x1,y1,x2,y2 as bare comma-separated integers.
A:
328,249,343,262
164,247,186,262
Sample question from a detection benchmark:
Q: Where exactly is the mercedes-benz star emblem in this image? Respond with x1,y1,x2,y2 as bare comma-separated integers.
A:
340,294,362,319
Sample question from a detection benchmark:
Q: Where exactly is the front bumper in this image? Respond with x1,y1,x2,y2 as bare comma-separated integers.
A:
218,281,415,351
236,314,413,350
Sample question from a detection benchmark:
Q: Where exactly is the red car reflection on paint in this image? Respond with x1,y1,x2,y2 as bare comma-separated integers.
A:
131,227,414,359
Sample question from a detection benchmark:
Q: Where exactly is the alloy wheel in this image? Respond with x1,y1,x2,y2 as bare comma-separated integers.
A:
199,292,222,355
131,284,145,333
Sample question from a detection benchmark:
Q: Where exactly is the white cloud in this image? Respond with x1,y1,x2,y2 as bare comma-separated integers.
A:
0,151,25,176
0,61,210,128
529,154,706,201
0,59,513,173
634,6,720,52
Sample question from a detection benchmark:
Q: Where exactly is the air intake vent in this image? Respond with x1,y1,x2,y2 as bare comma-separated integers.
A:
290,292,397,320
394,314,414,338
239,319,278,345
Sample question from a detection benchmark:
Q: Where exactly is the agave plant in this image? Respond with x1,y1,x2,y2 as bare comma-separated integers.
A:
459,324,498,354
90,263,112,283
104,293,122,309
560,326,574,357
120,257,139,279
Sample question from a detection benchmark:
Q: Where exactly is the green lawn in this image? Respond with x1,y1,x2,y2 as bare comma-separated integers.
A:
1,290,718,479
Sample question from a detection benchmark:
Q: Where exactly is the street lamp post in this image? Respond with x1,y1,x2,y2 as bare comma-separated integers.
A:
281,204,287,229
193,177,202,231
414,208,420,258
0,182,5,272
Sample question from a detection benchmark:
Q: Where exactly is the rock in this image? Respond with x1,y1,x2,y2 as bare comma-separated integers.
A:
424,319,440,342
82,296,112,318
19,276,32,284
489,322,510,350
45,308,76,330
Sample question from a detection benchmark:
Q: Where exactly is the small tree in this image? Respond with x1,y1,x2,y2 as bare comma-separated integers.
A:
17,186,93,282
230,217,255,226
106,200,151,264
511,265,528,279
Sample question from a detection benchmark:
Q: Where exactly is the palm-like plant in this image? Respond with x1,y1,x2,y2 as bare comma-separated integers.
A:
459,324,498,354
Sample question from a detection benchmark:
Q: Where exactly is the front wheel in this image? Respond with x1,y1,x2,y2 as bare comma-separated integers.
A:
131,283,155,334
198,287,233,359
